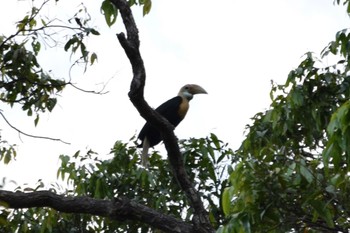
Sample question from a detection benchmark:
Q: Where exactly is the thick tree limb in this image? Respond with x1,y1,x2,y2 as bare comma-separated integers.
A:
110,0,214,232
0,190,193,233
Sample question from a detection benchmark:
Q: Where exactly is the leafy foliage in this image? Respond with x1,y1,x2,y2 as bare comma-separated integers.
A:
0,135,16,164
1,36,64,117
220,22,350,233
0,1,101,119
335,0,350,14
100,0,152,27
0,1,102,161
0,0,153,164
1,3,64,118
101,0,118,27
0,135,232,232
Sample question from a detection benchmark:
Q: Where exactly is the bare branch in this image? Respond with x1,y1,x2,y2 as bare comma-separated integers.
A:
0,190,193,233
0,111,70,145
110,0,214,232
66,81,109,95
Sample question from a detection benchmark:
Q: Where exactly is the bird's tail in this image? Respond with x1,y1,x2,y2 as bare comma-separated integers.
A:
141,137,150,167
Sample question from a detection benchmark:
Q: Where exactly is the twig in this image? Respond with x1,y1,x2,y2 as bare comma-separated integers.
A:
0,111,70,145
67,82,109,95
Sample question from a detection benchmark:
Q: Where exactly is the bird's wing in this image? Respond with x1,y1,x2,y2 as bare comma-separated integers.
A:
155,96,182,113
137,96,183,148
155,96,184,127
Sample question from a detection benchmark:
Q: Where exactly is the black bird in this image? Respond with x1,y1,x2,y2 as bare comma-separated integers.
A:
138,84,207,166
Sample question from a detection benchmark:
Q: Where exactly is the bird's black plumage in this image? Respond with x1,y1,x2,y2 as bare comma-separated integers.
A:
137,84,207,167
138,96,184,148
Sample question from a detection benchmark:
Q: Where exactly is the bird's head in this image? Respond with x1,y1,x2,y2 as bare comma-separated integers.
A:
178,84,207,100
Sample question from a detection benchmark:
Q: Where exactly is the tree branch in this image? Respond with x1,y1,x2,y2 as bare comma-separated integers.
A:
0,111,70,145
110,0,214,232
0,190,193,233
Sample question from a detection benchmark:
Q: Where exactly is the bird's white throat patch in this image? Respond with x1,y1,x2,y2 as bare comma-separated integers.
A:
182,91,193,100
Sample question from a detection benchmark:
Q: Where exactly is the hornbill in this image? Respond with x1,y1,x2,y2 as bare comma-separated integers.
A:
138,84,207,167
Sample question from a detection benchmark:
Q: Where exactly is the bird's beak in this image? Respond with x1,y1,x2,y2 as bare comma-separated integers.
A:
191,84,208,95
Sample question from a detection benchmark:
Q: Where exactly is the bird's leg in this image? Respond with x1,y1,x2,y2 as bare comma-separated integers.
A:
141,137,150,167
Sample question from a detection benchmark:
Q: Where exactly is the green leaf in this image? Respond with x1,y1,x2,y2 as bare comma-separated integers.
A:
299,164,313,183
95,179,101,198
210,133,221,150
40,18,47,27
143,0,152,16
47,98,57,112
31,40,41,55
27,108,33,117
222,187,234,216
286,162,296,177
241,214,251,233
291,88,303,106
309,200,334,228
90,52,98,65
208,163,217,183
34,114,40,126
90,28,100,36
128,0,136,6
217,152,226,163
64,37,78,52
4,150,11,164
101,0,118,27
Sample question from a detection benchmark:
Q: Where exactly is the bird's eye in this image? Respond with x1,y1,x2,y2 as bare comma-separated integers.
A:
185,86,189,90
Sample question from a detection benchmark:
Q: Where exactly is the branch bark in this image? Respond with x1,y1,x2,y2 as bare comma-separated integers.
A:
110,0,214,232
0,190,193,233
